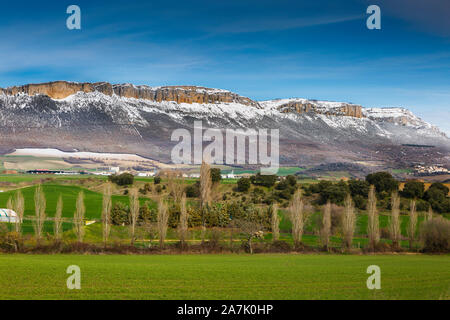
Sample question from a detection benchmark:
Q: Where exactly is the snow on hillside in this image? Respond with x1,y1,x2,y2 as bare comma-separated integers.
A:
363,107,446,138
10,148,148,161
0,90,447,141
364,107,428,126
111,83,231,94
259,98,352,110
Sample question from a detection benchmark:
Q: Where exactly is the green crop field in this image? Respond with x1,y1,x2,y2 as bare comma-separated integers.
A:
0,254,448,300
0,184,156,219
0,184,156,234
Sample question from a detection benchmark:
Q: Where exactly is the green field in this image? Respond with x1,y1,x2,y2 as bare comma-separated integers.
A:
0,184,155,218
0,183,435,247
0,254,448,299
0,184,156,234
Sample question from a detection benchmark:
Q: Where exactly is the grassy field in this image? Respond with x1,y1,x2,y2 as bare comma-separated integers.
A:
0,254,448,300
0,184,155,218
0,184,156,234
0,175,446,247
0,182,435,246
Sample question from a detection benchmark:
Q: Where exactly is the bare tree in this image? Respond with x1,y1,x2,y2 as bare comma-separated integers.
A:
178,193,189,248
102,182,112,246
13,191,24,234
143,219,158,248
54,194,63,242
167,171,184,203
426,206,433,222
157,196,169,249
408,199,418,249
129,187,140,245
289,189,305,248
367,185,380,250
6,196,13,210
73,191,85,243
389,191,401,249
321,201,332,250
231,219,263,254
271,204,280,242
33,184,46,245
200,161,212,208
200,161,211,243
342,194,355,249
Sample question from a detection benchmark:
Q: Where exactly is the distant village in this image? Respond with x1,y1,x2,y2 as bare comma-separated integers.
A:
22,167,243,179
6,164,450,180
414,165,450,176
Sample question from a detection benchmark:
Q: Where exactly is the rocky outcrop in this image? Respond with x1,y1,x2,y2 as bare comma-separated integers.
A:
0,81,96,99
0,83,448,169
0,81,260,107
278,101,363,118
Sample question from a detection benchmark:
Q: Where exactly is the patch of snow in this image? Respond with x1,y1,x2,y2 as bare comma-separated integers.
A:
10,148,149,161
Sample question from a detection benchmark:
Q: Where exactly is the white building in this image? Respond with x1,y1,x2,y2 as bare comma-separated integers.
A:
92,171,112,176
0,209,20,223
110,167,120,173
137,171,156,177
221,170,235,179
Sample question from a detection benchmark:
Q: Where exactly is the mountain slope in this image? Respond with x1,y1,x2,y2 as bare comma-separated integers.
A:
0,81,448,171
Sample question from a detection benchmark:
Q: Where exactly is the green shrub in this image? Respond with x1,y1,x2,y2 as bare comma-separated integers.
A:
427,182,449,195
276,175,297,190
111,202,130,225
210,168,221,183
252,187,265,195
275,187,295,200
318,183,348,205
348,179,370,198
168,204,180,228
187,207,202,227
237,178,251,192
251,173,276,188
402,180,425,199
142,183,152,193
415,199,430,212
366,172,398,194
185,182,200,197
353,194,367,210
425,187,450,213
206,204,231,227
109,172,134,186
139,204,156,223
420,217,450,252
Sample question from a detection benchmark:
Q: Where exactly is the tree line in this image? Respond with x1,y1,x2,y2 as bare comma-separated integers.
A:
1,168,449,253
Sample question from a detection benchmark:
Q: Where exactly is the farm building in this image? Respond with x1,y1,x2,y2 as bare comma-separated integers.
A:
0,209,20,223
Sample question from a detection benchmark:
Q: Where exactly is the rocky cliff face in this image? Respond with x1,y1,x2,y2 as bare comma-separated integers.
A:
0,81,369,118
0,81,448,170
277,101,363,118
0,81,260,108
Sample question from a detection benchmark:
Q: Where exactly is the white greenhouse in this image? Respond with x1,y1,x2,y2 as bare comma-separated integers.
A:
0,209,20,223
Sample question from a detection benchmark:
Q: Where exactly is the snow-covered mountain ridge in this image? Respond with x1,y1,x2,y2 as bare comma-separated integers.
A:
0,82,448,168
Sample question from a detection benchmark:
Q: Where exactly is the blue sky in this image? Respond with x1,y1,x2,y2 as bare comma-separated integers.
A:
0,0,449,133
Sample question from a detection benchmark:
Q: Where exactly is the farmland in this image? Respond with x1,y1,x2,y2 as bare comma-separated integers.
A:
0,171,449,301
0,184,156,234
0,182,430,248
0,254,448,300
0,171,448,250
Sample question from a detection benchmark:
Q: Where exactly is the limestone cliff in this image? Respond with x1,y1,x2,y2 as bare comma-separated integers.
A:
0,81,448,169
0,81,260,108
276,101,363,118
